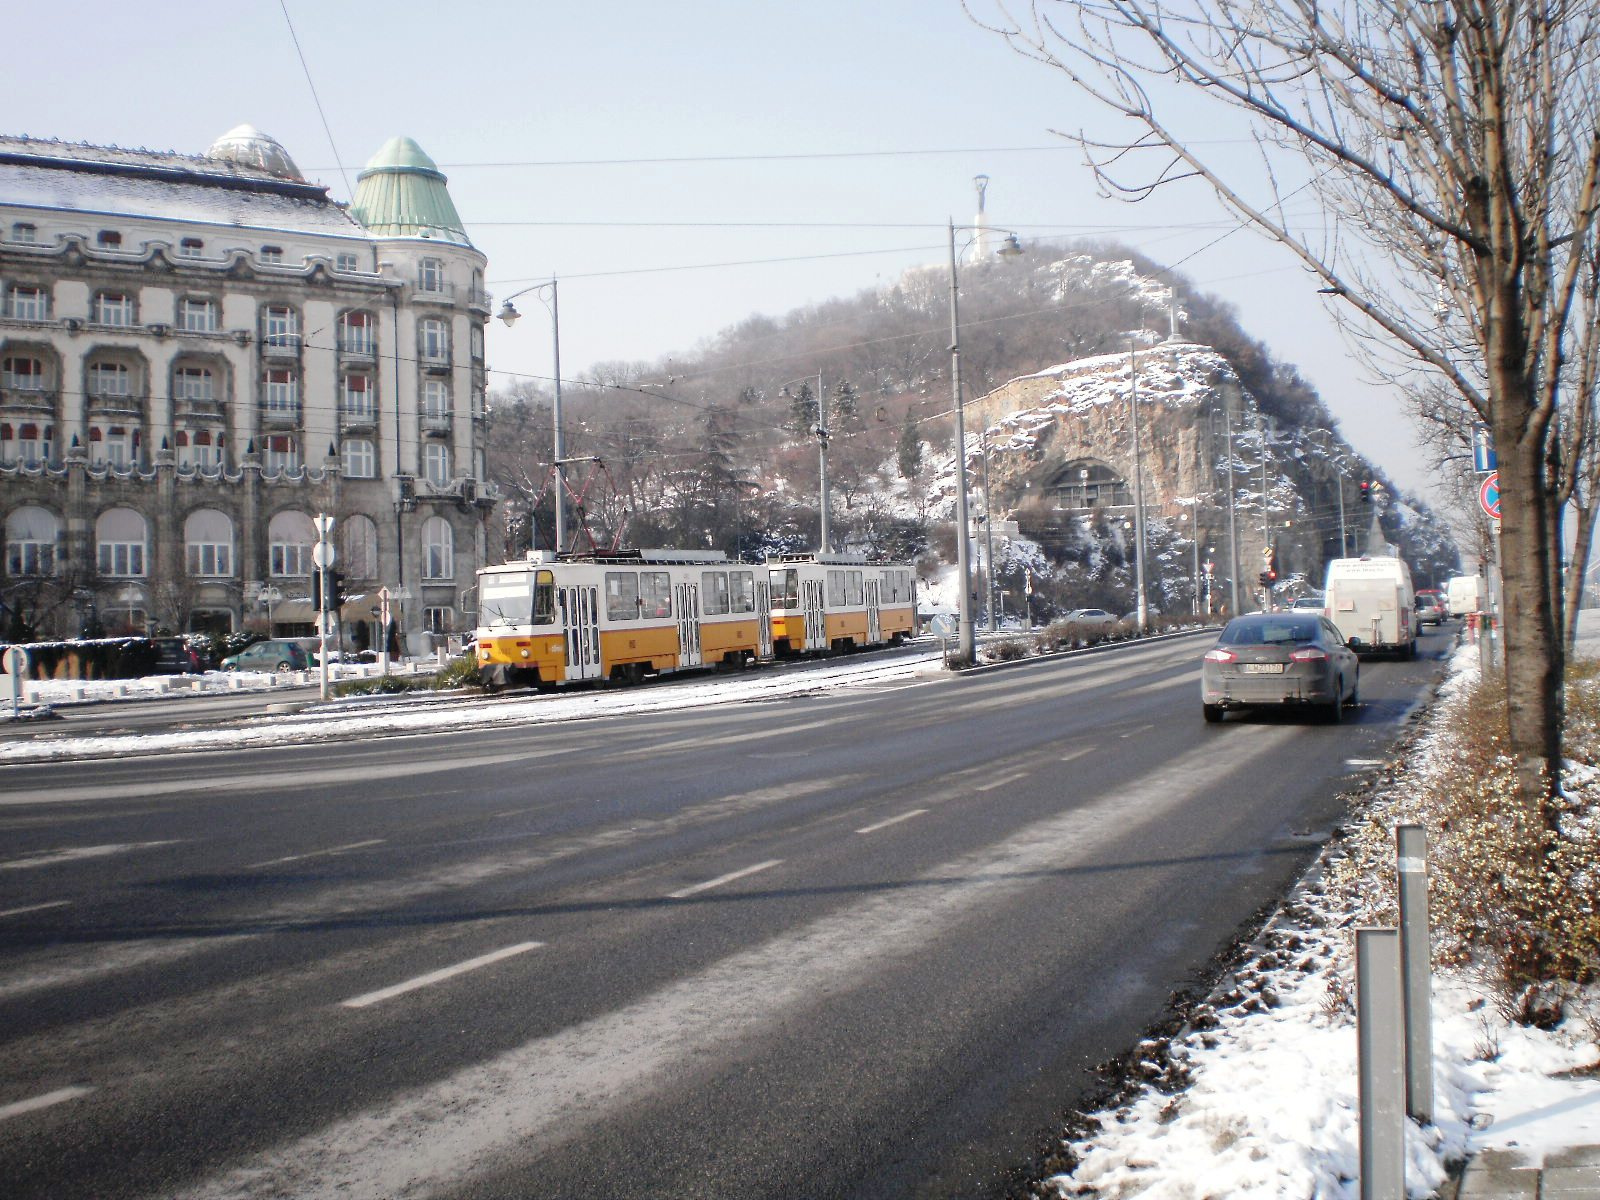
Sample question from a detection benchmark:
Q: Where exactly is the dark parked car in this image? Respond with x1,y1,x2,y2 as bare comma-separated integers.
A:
1201,612,1359,724
219,639,310,674
152,636,205,674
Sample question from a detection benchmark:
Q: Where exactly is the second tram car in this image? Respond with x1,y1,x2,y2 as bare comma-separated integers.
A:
475,550,771,690
766,554,917,655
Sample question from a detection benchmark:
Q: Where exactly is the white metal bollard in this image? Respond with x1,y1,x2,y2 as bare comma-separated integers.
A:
1357,927,1406,1200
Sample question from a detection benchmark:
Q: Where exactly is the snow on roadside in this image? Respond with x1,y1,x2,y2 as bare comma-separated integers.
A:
1041,635,1600,1198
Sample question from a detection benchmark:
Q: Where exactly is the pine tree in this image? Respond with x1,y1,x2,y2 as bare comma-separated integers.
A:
831,380,862,433
897,409,923,479
787,383,818,437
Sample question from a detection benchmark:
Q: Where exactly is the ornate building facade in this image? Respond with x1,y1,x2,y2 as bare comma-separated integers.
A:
0,125,496,648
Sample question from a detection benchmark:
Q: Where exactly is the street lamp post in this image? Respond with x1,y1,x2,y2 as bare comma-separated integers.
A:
1218,379,1243,616
1129,341,1149,633
498,278,566,554
947,217,1023,662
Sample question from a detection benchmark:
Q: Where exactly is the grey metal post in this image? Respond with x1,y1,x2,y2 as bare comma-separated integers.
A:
980,427,997,631
1221,384,1241,615
947,218,975,664
1397,824,1434,1124
550,278,565,556
1357,927,1407,1200
1337,463,1349,557
1130,342,1148,632
816,371,830,553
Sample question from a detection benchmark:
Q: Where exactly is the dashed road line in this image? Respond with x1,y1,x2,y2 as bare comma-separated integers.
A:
975,771,1030,793
856,809,928,835
341,942,544,1009
0,1086,94,1123
0,841,180,871
667,859,784,899
246,838,386,870
0,900,71,920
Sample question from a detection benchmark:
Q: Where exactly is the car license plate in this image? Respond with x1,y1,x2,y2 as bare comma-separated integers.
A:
1240,663,1285,674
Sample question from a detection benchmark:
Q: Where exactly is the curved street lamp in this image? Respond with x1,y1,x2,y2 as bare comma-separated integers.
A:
498,279,567,553
949,219,1024,663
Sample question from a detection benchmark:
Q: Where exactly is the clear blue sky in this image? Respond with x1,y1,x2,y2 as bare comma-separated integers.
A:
6,0,1430,498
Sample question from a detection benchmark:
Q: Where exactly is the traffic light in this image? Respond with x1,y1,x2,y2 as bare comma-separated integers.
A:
328,570,346,612
1360,481,1371,503
1259,570,1274,589
310,571,323,611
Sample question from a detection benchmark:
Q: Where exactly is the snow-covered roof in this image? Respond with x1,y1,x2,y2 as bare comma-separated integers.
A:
0,133,365,239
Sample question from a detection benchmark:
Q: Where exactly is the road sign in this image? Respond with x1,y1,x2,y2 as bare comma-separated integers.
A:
1479,471,1501,520
2,646,27,676
311,540,336,569
1472,423,1497,473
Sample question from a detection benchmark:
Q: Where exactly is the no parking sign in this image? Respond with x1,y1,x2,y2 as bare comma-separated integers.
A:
1479,472,1501,521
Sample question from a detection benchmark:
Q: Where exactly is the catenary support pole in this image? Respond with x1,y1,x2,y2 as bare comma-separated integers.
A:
1396,824,1434,1124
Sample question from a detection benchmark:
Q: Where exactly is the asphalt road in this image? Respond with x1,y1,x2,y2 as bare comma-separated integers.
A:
0,626,1455,1199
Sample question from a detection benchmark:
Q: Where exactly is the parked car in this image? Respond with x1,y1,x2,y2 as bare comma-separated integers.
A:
1201,611,1360,724
1414,588,1446,627
219,639,311,674
151,636,206,674
1061,608,1119,639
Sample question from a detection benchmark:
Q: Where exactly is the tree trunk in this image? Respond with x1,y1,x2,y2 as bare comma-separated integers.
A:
1564,498,1597,652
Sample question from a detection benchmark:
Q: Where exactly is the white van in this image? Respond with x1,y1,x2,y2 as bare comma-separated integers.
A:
1323,556,1417,658
1446,574,1488,617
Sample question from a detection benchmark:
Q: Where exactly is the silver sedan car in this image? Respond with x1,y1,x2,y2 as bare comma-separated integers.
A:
1201,612,1359,723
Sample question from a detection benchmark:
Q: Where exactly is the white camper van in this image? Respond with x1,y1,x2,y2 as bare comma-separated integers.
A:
1323,556,1417,658
1446,574,1488,618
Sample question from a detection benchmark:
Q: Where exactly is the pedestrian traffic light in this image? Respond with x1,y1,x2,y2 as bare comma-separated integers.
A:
1360,481,1371,503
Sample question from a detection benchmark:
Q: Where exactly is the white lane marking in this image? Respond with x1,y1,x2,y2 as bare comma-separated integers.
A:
0,900,71,920
0,1086,94,1122
856,808,928,835
1119,723,1157,739
340,942,543,1009
975,770,1030,793
1060,748,1094,763
246,839,386,870
0,841,179,871
667,859,784,899
1345,758,1385,768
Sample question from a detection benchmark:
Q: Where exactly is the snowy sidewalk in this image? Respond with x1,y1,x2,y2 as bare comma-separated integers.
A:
1453,1145,1600,1197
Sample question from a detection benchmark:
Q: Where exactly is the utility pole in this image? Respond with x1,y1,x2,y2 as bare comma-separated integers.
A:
1220,382,1242,616
980,427,998,632
1130,342,1149,632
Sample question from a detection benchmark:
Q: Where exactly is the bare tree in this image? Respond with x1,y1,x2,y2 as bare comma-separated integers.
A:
971,0,1600,807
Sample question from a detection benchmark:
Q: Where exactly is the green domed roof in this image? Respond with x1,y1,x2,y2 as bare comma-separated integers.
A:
349,136,472,246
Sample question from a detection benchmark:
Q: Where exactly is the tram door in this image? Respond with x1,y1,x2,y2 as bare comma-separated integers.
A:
866,578,882,645
559,585,601,681
756,579,773,659
802,578,827,651
675,583,702,667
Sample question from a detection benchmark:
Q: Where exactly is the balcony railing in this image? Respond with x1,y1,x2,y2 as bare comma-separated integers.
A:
420,410,453,435
261,402,302,428
260,334,302,358
467,287,492,314
413,281,457,303
87,390,145,415
340,404,378,430
0,386,55,411
338,336,377,361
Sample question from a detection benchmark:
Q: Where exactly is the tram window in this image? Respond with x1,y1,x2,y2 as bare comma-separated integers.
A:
534,571,556,624
605,571,639,621
730,570,755,613
641,571,672,617
480,574,535,627
769,568,799,609
847,570,864,605
827,570,847,606
701,571,730,615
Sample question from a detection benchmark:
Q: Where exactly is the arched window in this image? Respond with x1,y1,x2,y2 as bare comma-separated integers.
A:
185,509,234,577
268,510,315,577
5,506,58,576
96,507,148,577
421,516,453,580
340,514,379,581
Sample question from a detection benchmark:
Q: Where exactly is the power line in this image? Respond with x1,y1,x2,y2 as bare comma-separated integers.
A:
278,1,352,200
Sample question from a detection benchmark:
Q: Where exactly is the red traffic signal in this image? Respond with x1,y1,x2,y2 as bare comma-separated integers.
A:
1360,481,1371,503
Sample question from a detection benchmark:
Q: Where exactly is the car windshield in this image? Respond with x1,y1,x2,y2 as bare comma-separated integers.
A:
1219,617,1321,645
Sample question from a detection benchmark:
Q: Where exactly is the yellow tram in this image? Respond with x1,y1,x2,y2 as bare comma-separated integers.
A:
474,549,772,690
765,554,917,655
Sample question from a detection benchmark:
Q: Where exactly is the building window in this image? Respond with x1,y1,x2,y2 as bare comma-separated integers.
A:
469,324,484,361
423,606,454,636
340,515,379,579
338,310,374,354
5,506,58,576
178,237,204,258
341,438,375,478
97,230,123,249
262,305,299,349
95,507,147,576
4,284,48,321
418,257,445,292
423,442,450,486
262,433,300,477
91,424,137,468
341,373,374,419
6,422,54,467
174,366,215,402
184,508,233,576
87,361,132,397
268,510,314,576
10,223,37,243
179,297,218,332
92,292,136,326
419,318,448,361
336,252,360,272
422,378,449,418
1,356,44,391
265,369,298,415
422,516,453,580
177,429,223,469
260,245,284,263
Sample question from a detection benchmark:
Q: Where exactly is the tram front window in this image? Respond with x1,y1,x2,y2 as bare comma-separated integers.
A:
478,571,556,627
769,568,800,609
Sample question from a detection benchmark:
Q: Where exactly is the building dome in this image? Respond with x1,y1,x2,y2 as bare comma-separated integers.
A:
349,136,471,246
205,124,304,181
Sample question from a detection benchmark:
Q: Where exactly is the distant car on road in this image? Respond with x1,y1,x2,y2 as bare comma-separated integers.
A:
1201,611,1360,724
1414,589,1446,627
1289,595,1325,613
1062,608,1119,639
151,636,206,674
219,639,310,674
